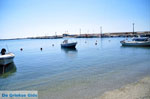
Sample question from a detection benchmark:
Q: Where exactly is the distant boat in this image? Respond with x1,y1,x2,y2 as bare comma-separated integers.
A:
120,37,150,46
61,40,77,48
0,53,15,66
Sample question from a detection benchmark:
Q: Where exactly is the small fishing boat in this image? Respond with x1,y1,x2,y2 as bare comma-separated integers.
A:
120,37,150,46
0,49,15,66
61,40,77,48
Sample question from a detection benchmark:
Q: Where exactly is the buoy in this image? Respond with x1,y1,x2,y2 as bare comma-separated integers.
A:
95,42,97,45
85,41,87,43
20,48,23,51
52,44,54,46
40,48,43,51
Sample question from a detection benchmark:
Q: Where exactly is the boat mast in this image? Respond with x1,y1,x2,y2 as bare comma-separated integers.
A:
6,44,10,53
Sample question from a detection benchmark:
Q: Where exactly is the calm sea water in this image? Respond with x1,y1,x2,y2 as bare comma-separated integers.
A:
0,38,150,99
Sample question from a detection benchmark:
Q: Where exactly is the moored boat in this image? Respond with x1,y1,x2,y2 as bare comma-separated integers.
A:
61,40,77,48
120,37,150,46
0,48,15,66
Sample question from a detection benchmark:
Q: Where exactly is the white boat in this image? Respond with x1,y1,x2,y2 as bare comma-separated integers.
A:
0,53,15,66
61,40,77,48
120,37,150,46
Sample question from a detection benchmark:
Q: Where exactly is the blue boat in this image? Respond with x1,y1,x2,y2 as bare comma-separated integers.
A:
61,40,77,48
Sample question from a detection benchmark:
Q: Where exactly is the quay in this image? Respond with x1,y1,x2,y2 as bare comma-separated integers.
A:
0,31,150,40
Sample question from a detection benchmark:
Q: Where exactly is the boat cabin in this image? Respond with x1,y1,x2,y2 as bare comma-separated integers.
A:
1,48,6,55
63,40,68,44
132,37,149,41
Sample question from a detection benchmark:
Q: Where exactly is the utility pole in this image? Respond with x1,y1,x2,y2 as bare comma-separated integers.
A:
100,26,102,37
133,23,135,34
100,26,102,34
55,32,57,37
79,28,81,36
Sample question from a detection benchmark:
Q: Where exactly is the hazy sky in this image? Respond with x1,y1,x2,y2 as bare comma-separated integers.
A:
0,0,150,39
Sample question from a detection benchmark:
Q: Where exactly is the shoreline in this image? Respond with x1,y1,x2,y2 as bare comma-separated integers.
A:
97,76,150,99
0,31,150,40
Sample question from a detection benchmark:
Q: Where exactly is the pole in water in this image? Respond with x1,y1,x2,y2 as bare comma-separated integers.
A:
40,48,43,51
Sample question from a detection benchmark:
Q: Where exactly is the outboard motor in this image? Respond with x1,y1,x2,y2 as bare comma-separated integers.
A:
1,48,6,55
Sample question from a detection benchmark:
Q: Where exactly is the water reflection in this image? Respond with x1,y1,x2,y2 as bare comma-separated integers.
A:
61,48,78,58
0,62,17,78
120,46,150,49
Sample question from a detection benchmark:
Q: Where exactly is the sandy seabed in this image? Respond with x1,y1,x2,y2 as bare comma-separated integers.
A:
96,76,150,99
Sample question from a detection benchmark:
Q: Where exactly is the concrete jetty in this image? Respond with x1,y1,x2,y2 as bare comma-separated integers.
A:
0,31,149,40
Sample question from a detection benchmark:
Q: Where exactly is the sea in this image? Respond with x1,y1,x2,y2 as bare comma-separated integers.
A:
0,37,150,99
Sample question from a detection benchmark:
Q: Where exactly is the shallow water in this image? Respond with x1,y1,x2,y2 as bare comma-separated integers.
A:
0,38,150,99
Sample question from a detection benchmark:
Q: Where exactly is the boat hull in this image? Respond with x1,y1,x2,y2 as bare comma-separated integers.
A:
120,41,150,46
61,42,77,48
0,53,15,66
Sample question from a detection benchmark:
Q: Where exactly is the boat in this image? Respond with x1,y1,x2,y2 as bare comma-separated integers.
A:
120,37,150,46
61,40,77,48
0,53,15,66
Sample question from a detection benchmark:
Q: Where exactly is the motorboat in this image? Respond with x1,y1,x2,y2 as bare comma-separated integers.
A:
0,53,15,66
120,37,150,46
61,40,77,48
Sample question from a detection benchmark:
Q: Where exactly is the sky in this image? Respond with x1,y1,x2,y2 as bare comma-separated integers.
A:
0,0,150,39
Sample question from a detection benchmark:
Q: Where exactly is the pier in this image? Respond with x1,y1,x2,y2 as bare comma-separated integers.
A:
0,31,150,40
